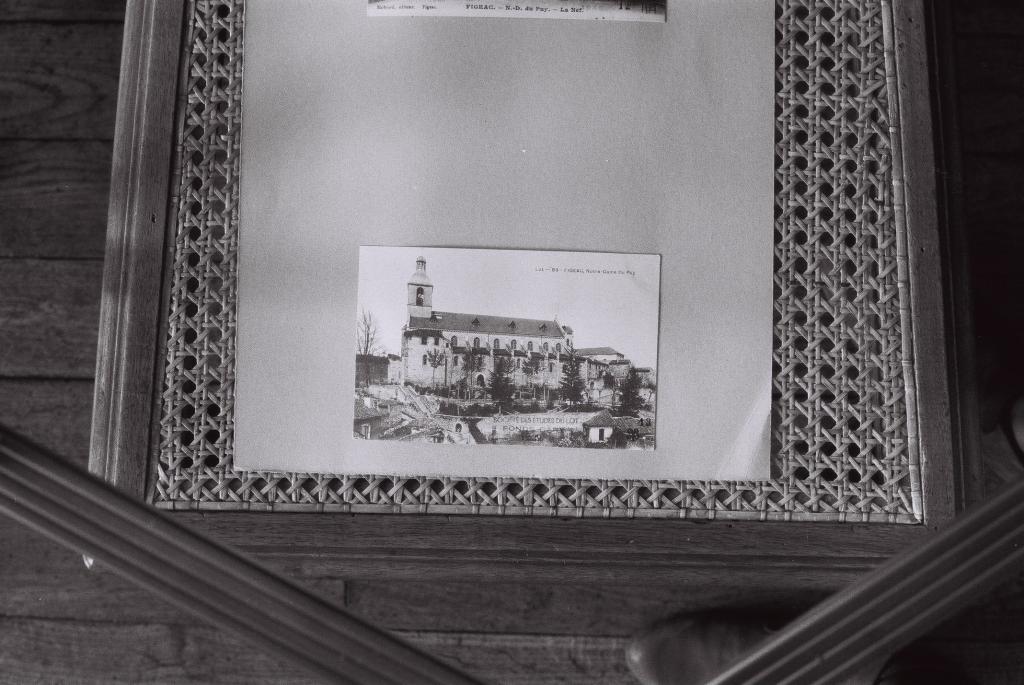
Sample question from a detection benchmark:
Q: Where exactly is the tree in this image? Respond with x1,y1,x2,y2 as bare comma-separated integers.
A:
487,356,514,407
559,341,585,405
522,357,540,397
356,309,381,355
459,345,487,398
618,367,644,417
425,348,446,387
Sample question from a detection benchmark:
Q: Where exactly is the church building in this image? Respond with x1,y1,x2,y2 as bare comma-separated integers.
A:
400,256,573,393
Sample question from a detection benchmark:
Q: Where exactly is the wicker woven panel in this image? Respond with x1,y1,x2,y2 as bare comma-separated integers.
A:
155,0,921,522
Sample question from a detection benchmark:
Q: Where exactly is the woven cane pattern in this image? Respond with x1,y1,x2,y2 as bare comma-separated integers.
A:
155,0,921,522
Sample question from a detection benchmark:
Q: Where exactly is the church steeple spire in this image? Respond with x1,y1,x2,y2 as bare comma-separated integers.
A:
407,256,434,320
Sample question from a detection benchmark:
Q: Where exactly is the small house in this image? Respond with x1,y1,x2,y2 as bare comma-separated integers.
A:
583,410,617,445
353,400,387,439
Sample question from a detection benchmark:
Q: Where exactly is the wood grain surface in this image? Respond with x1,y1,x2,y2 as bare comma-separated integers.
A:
0,23,122,140
0,259,102,378
0,141,111,259
0,1,1023,683
0,0,127,21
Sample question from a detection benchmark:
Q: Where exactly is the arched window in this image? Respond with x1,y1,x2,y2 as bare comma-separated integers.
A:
453,356,459,367
527,341,533,352
416,287,424,306
555,343,562,353
543,342,549,353
515,359,521,370
473,337,480,348
493,338,501,350
422,354,427,365
451,335,457,347
511,340,517,350
455,423,462,433
548,362,554,372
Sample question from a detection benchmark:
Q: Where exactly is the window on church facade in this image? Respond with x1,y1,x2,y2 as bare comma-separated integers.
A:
451,336,457,347
416,287,424,306
420,335,427,345
493,339,500,350
473,337,480,348
543,342,549,353
511,340,517,350
453,356,458,367
527,341,533,352
556,343,562,353
433,336,439,345
548,362,554,372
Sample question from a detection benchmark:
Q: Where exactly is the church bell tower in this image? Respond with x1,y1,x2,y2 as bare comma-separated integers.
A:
407,256,434,320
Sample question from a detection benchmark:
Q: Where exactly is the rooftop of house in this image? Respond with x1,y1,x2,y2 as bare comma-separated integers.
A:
583,409,616,428
353,401,387,421
575,347,622,357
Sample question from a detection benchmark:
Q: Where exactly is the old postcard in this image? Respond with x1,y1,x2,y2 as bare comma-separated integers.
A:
367,1,667,22
355,247,660,449
234,0,774,480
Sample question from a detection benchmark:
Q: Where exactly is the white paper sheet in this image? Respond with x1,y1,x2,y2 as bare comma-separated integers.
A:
367,0,667,22
235,0,774,479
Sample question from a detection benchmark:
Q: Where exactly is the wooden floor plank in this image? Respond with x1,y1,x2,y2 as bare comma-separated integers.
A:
0,614,633,685
0,535,821,636
958,91,1024,156
960,153,1024,235
0,514,346,626
405,631,633,685
0,379,94,464
0,613,1020,685
0,22,122,140
344,579,826,637
0,259,103,379
955,35,1024,94
0,0,126,22
0,616,318,685
0,141,111,259
954,3,1024,36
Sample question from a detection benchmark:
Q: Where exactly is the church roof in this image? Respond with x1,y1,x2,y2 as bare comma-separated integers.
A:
575,346,622,357
409,311,568,339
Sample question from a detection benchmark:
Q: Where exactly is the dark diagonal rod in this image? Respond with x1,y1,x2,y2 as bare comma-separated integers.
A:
709,475,1024,684
0,426,481,685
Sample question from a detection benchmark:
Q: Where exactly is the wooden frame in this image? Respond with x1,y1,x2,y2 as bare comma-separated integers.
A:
90,0,971,592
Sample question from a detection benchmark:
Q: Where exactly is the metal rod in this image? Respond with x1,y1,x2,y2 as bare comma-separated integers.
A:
0,426,482,685
708,475,1024,684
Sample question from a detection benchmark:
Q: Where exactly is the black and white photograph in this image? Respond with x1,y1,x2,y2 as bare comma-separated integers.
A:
7,1,1024,681
354,247,660,449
